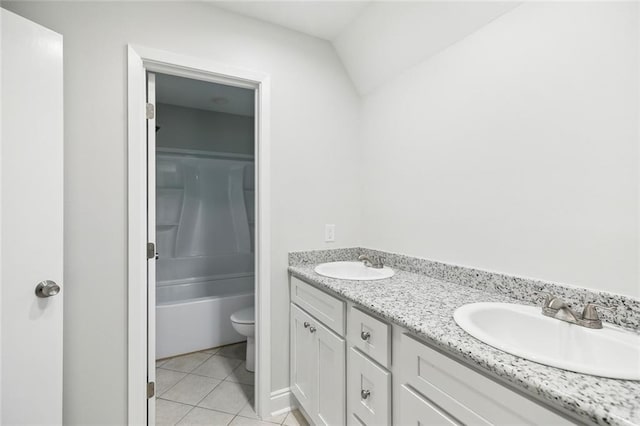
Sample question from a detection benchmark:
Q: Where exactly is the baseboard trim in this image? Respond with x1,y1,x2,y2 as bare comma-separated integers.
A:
270,387,297,417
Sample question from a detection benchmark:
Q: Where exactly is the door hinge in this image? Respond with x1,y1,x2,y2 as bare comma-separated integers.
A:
147,381,155,399
146,103,155,119
147,242,157,260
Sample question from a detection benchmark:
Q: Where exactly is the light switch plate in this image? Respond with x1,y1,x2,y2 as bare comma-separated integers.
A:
325,224,335,242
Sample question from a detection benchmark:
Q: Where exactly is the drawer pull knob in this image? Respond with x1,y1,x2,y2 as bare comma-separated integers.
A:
361,389,371,399
309,326,317,333
303,322,310,328
361,331,371,341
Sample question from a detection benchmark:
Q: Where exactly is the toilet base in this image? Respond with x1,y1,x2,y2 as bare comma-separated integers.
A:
245,336,255,372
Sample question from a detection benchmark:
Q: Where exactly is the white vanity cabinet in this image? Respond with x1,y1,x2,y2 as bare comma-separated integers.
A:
290,278,346,425
289,275,578,426
398,333,574,425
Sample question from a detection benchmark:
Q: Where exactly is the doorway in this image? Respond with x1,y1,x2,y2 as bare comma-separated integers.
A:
127,45,271,425
151,71,257,422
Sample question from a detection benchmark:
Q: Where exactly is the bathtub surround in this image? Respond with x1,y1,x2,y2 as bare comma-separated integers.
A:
156,103,255,156
154,149,255,358
289,248,640,329
288,250,640,426
155,152,254,259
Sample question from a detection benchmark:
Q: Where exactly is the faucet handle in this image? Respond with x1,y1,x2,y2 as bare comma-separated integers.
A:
544,294,568,310
581,303,614,321
358,255,372,267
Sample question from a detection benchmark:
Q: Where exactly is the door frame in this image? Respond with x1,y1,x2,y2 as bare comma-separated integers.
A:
127,44,271,424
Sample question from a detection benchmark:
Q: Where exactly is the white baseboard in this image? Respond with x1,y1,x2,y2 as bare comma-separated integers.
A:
269,387,297,417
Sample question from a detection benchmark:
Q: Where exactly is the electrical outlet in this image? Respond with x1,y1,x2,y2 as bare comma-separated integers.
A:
325,224,335,242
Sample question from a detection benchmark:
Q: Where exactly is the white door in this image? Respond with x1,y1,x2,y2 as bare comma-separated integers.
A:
1,8,64,425
147,72,157,424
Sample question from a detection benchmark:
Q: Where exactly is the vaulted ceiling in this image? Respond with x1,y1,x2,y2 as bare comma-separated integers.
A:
211,1,520,95
213,1,370,40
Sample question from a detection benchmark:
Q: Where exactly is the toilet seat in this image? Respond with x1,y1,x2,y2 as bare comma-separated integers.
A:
230,306,254,324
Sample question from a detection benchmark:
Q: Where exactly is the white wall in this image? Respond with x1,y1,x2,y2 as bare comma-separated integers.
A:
360,2,639,298
156,103,255,155
2,2,361,423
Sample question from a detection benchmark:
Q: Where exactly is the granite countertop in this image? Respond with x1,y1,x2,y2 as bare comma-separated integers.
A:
288,263,640,426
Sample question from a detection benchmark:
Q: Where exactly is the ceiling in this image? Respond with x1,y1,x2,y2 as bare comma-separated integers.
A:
155,73,255,117
212,1,371,40
207,1,520,95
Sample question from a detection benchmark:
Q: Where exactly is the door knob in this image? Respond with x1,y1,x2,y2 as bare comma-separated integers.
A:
35,280,60,298
361,331,371,341
361,389,371,399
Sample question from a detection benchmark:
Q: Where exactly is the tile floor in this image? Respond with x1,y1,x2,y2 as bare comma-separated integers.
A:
156,342,309,426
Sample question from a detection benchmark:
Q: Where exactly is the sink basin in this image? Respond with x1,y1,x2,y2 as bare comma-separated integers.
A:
454,302,640,380
314,261,394,281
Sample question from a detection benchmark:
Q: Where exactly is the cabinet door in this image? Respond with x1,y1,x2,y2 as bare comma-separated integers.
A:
291,304,317,413
400,385,460,426
315,322,346,426
348,348,391,426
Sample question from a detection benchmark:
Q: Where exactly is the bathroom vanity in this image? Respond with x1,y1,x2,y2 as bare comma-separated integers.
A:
289,276,574,425
288,249,640,426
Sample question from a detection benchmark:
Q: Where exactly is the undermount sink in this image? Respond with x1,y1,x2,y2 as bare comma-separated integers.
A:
454,302,640,380
314,261,394,281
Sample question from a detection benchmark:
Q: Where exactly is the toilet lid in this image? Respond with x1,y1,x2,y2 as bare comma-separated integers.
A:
231,307,255,324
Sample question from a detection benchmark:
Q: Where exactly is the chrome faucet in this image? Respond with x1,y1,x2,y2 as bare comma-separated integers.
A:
542,295,611,329
358,254,384,269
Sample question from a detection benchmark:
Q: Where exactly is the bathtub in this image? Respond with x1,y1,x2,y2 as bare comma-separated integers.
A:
156,255,254,359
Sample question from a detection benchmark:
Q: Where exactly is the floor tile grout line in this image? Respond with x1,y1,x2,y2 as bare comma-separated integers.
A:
156,347,251,423
176,370,233,382
157,396,243,415
159,372,224,407
235,400,284,425
173,403,196,426
156,351,226,397
158,395,292,426
158,365,253,386
190,375,225,409
159,355,245,377
157,370,192,398
159,377,252,415
158,352,215,375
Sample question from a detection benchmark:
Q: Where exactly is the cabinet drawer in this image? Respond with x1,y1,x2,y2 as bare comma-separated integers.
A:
348,307,390,367
400,384,459,426
291,276,345,336
401,333,573,425
347,348,391,426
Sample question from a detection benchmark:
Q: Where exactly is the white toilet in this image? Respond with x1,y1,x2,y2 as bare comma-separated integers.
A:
230,306,255,372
